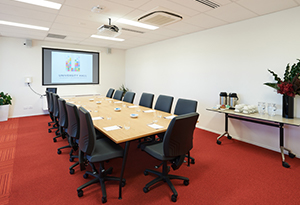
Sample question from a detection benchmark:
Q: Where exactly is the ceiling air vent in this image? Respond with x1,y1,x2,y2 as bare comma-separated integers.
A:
195,0,220,9
46,33,66,39
138,9,182,27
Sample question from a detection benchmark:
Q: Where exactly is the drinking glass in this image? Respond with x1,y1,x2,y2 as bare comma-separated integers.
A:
152,112,158,123
124,121,130,130
268,103,276,116
258,102,265,114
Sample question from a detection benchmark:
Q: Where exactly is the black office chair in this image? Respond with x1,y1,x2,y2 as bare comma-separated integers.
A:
106,88,115,98
47,92,59,133
56,98,71,153
139,92,154,108
52,93,63,141
122,91,135,103
138,94,174,148
141,112,199,202
65,102,81,174
113,90,123,101
77,107,125,203
154,95,174,113
174,98,198,166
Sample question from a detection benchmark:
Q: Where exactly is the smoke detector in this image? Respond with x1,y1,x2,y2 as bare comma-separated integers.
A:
97,18,121,37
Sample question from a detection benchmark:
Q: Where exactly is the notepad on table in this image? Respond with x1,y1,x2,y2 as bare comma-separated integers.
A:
164,115,176,119
103,125,121,131
92,117,103,120
143,110,155,113
128,105,139,108
148,124,164,129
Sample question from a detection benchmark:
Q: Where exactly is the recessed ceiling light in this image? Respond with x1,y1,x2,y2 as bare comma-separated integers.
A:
0,20,49,31
91,35,124,42
14,0,62,10
117,18,158,30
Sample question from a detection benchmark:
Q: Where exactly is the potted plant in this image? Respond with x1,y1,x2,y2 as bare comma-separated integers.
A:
264,59,300,118
0,92,12,122
119,84,129,97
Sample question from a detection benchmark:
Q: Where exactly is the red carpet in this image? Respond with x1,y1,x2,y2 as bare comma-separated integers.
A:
2,115,300,204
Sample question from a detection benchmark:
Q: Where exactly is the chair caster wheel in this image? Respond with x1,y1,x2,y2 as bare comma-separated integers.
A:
184,180,189,186
53,138,57,143
69,158,74,162
191,159,195,164
48,129,52,133
77,189,83,197
70,169,75,175
227,135,232,139
171,194,177,202
83,173,89,179
143,187,149,193
217,140,221,145
102,196,107,203
144,171,148,176
57,150,61,154
282,161,290,168
122,181,126,187
289,152,295,158
48,122,51,126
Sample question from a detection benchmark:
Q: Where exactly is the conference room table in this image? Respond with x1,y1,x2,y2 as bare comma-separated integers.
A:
65,95,175,199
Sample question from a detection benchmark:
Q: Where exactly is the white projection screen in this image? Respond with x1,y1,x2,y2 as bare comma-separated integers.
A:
42,47,99,85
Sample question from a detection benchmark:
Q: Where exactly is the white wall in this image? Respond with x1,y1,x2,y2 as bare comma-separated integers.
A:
0,37,125,118
125,7,300,157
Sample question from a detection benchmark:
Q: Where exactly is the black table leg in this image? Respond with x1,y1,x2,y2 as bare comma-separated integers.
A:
217,113,231,145
279,123,296,168
119,141,130,199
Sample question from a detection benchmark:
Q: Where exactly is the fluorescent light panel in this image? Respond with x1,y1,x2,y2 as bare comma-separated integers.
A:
0,20,49,31
117,18,158,30
14,0,62,10
91,35,124,42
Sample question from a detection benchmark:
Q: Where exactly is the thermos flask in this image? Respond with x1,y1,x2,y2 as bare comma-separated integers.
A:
228,93,238,108
219,92,227,106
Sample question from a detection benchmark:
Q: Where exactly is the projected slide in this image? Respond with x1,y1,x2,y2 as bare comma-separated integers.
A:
51,52,93,83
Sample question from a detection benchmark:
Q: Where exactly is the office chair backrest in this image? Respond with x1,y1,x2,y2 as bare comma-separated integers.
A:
52,93,60,118
66,102,80,139
46,91,51,112
113,90,123,100
139,93,154,108
78,106,96,155
106,88,115,98
154,95,174,113
123,91,135,103
58,98,68,128
49,92,54,113
174,98,198,115
163,112,199,157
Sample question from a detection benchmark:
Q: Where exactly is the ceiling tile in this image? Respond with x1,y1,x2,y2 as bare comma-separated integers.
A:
185,13,228,28
235,0,299,15
138,0,199,17
205,2,257,22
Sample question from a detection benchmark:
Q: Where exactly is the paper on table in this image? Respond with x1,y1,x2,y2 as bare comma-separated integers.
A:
114,101,123,103
164,115,176,119
148,124,164,129
103,125,121,131
92,116,104,120
143,110,155,113
128,105,139,108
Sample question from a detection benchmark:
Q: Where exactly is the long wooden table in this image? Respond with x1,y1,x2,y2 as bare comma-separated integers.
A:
207,108,300,168
65,95,174,199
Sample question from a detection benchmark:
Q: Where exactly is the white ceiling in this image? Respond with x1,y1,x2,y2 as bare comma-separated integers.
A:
0,0,299,50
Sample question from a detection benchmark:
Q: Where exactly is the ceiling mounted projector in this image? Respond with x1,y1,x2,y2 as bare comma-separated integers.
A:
97,18,121,37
